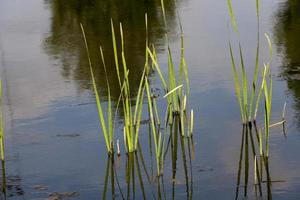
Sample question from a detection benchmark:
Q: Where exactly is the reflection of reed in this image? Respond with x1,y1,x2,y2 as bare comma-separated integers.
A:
44,0,179,100
103,148,160,199
104,113,195,199
179,125,191,199
274,0,300,128
1,160,7,200
187,137,194,200
164,115,194,199
0,80,6,200
102,154,124,200
235,123,274,200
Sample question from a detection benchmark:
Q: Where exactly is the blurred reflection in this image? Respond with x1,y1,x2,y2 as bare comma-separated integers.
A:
274,0,300,126
44,0,178,100
1,160,6,199
234,125,272,200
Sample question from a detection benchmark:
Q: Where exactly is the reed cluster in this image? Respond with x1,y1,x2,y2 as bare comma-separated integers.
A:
228,0,286,198
228,0,271,125
101,135,194,199
81,20,147,154
147,0,193,138
111,21,147,154
80,0,195,178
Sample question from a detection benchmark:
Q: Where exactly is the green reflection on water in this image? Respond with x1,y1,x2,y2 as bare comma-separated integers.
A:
274,0,300,126
44,0,179,100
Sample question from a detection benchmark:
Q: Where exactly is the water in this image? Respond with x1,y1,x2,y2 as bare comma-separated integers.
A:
0,0,300,199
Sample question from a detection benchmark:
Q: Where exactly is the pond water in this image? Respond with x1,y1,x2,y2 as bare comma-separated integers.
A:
0,0,300,199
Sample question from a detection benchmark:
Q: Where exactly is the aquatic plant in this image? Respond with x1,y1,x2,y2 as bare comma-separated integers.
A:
0,80,4,162
146,0,193,137
228,1,278,198
0,80,7,197
112,21,147,153
147,46,181,126
81,18,148,154
81,24,115,154
228,0,265,125
145,78,165,176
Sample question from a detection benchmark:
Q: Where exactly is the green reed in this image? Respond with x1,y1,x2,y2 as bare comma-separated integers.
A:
81,8,194,186
81,18,148,154
228,0,266,125
0,80,7,198
81,24,114,154
145,0,193,137
111,20,147,153
141,0,195,179
145,77,165,176
0,80,4,162
229,1,277,198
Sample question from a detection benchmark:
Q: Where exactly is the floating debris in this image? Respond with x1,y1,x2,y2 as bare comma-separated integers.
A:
56,134,80,138
33,184,48,191
6,176,24,197
48,191,79,200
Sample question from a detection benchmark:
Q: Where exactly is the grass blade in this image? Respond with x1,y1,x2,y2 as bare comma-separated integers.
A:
80,24,111,153
239,43,248,117
111,20,122,88
145,77,161,175
163,85,183,98
147,47,168,91
248,34,260,122
100,46,114,148
227,0,239,33
0,80,4,161
229,42,245,123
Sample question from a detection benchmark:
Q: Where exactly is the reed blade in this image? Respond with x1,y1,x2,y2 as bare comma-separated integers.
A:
227,0,239,33
111,20,122,88
145,77,161,175
229,42,245,123
100,46,114,148
80,24,111,153
164,85,183,98
178,18,190,94
147,47,168,91
167,47,179,110
239,44,248,116
254,64,268,120
0,80,4,161
249,36,260,122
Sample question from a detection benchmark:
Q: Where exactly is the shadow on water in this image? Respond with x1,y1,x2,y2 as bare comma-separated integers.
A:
274,0,300,127
44,0,179,100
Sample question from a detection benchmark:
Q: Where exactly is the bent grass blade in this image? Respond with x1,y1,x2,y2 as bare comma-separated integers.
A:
80,24,112,153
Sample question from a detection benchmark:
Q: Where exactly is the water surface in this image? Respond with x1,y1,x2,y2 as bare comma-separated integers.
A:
0,0,300,199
